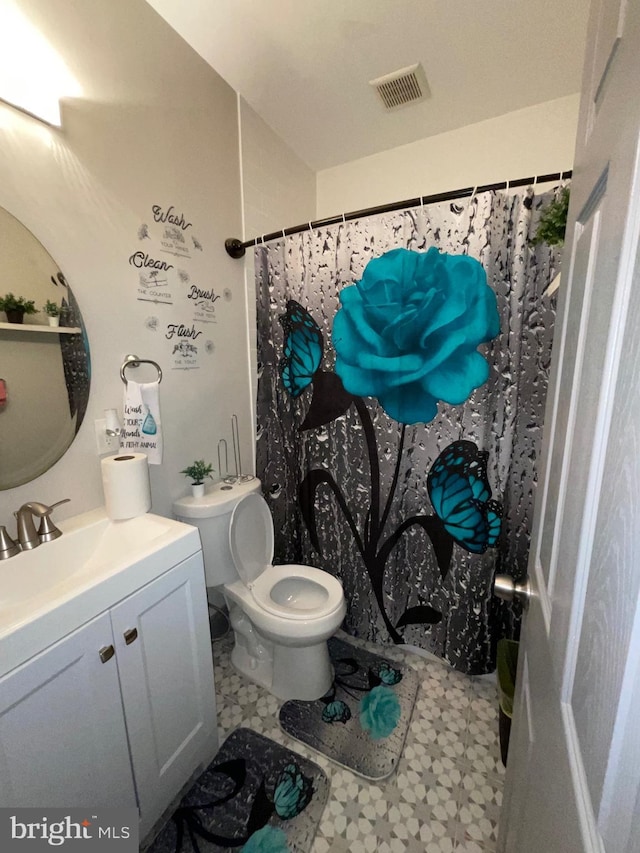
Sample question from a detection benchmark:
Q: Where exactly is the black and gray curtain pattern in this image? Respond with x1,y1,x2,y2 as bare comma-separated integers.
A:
256,186,562,674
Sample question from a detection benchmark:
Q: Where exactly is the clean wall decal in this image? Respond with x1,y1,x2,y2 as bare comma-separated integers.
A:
128,250,174,273
136,269,173,305
137,223,150,240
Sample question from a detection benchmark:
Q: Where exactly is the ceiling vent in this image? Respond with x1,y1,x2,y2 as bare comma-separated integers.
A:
369,63,430,111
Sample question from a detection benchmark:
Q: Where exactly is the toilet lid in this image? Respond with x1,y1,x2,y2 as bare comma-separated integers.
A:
229,493,274,585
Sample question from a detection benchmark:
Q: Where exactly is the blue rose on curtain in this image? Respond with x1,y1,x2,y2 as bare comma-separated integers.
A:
332,247,500,424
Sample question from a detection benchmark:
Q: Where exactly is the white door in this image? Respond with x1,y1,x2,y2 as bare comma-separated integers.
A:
0,612,136,809
498,1,640,851
110,553,217,838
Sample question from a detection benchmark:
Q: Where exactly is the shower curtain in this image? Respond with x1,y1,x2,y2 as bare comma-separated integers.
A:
255,186,562,674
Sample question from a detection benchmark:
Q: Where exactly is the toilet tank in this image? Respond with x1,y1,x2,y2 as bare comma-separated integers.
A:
173,478,261,586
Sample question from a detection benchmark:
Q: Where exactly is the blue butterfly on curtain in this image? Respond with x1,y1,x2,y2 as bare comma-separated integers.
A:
278,300,324,397
427,440,502,553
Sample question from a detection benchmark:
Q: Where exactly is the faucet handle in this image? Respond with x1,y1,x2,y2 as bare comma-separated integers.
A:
48,498,71,512
37,498,70,543
0,525,20,560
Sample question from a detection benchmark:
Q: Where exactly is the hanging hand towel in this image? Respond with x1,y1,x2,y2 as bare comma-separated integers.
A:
122,379,163,464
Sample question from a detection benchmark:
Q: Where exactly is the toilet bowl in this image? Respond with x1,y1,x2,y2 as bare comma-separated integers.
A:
173,482,345,701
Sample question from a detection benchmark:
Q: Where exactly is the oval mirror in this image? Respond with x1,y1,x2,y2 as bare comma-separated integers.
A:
0,206,90,489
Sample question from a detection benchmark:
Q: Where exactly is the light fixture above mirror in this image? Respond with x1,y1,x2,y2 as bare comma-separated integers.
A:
0,0,82,126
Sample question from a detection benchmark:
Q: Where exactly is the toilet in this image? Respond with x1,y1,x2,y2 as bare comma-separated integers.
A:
173,480,345,701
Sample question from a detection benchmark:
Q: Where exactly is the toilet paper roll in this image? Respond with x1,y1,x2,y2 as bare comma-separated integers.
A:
101,453,151,520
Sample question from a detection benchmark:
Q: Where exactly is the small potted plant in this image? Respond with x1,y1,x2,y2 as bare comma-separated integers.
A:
43,299,61,327
0,293,37,324
531,186,570,247
181,459,214,497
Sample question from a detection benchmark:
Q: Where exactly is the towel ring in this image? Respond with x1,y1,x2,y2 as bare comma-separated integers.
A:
120,354,163,384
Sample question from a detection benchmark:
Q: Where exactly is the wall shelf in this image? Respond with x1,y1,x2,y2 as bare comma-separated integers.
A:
0,322,81,335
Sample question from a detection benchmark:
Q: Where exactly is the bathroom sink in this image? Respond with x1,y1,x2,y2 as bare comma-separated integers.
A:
0,507,201,678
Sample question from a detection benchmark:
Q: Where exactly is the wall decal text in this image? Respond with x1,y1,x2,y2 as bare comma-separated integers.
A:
129,251,174,272
152,204,192,231
165,322,202,341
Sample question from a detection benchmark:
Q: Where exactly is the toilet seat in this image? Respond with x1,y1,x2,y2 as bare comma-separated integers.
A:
229,494,343,621
251,564,344,621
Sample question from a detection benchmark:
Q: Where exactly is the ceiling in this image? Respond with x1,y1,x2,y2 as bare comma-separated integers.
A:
146,0,590,171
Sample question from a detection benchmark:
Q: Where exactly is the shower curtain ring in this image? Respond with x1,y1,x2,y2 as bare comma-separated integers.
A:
342,213,346,225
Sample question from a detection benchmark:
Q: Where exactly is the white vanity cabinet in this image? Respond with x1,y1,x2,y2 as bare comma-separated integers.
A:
0,610,137,810
0,551,217,839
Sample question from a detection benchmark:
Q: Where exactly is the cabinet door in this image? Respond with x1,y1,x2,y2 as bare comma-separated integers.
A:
110,553,217,835
0,612,136,809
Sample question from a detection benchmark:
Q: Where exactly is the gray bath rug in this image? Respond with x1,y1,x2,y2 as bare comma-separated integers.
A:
148,728,329,853
279,637,419,780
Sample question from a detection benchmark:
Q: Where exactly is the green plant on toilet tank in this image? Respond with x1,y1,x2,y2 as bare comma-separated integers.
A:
180,460,214,485
0,293,37,323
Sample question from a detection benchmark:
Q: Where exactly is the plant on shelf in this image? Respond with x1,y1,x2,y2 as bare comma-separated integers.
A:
0,293,37,324
531,186,570,246
181,460,214,496
43,299,61,327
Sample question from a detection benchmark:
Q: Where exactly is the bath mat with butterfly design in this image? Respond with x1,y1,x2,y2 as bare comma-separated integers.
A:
148,728,328,853
279,637,419,781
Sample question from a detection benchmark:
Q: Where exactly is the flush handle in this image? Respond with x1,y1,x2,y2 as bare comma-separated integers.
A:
123,628,138,645
99,645,115,663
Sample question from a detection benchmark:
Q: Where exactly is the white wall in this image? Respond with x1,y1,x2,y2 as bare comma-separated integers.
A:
316,94,580,218
239,98,316,242
0,0,251,523
238,97,316,460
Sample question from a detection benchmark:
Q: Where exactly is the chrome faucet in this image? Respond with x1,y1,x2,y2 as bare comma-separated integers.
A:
14,499,70,550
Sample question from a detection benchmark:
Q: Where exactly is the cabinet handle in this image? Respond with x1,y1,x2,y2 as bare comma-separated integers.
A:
123,628,138,645
99,645,115,663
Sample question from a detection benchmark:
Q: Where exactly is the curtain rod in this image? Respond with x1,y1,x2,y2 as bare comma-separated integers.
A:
224,170,572,259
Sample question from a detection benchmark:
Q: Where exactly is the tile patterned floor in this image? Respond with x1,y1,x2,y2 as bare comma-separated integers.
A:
213,631,504,853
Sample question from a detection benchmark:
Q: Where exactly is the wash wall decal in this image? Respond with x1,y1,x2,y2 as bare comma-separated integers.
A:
256,188,562,673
